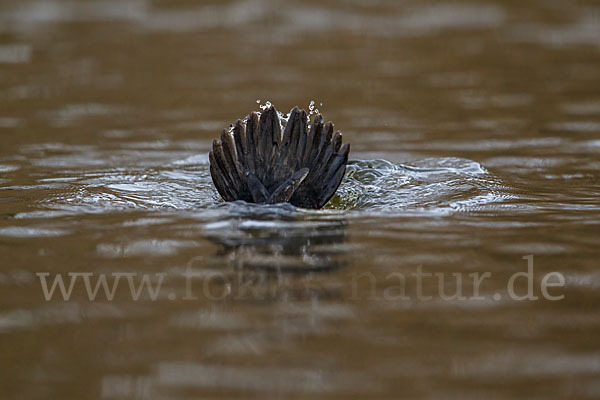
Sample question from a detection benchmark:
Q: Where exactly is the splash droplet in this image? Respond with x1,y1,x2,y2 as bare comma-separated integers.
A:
259,100,272,111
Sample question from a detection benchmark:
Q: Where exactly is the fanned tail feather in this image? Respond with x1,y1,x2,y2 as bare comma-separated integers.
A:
209,105,350,209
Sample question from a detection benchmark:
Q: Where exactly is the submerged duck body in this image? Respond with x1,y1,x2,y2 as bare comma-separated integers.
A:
209,106,350,209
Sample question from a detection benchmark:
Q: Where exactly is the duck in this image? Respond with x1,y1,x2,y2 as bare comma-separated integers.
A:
209,105,350,209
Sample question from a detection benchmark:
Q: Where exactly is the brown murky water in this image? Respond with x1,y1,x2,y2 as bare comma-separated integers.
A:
1,0,600,398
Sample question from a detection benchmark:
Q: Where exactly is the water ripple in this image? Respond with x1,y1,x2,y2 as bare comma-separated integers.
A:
14,152,512,218
331,158,508,212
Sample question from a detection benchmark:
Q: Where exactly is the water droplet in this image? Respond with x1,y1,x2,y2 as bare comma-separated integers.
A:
259,100,272,111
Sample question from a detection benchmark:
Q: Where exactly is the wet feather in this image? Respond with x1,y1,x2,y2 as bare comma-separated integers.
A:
209,105,349,209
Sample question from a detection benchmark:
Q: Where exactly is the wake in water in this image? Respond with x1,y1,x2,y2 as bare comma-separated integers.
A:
331,157,510,213
5,143,510,217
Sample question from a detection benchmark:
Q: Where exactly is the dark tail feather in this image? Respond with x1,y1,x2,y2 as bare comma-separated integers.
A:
209,105,349,209
246,171,269,203
268,168,309,204
209,150,234,201
245,112,259,176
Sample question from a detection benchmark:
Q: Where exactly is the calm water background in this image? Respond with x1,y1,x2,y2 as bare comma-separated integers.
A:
1,0,600,399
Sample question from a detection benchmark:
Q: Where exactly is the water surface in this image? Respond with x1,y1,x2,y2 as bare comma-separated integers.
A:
1,0,600,399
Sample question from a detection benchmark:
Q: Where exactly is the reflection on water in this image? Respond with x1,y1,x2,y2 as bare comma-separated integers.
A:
202,203,348,272
1,0,600,398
